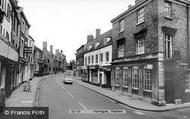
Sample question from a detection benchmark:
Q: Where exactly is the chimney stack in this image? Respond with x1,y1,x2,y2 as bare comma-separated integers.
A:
56,49,59,55
128,4,133,9
87,35,94,43
50,45,53,54
96,29,101,38
43,41,47,51
135,0,144,4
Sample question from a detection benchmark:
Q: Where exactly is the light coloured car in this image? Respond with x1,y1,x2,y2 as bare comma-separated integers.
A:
63,77,73,84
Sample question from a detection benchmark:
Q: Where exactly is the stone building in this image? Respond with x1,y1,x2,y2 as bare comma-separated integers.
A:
33,45,44,76
17,7,31,85
42,41,54,74
75,45,84,79
0,0,19,95
83,29,112,87
111,0,190,105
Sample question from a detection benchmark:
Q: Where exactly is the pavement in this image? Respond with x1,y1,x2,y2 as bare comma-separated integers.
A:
73,77,190,112
5,75,50,107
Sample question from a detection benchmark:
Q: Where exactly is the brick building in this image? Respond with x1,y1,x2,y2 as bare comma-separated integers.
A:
111,0,190,105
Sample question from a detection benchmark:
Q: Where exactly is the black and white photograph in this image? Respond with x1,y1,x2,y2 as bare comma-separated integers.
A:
0,0,190,118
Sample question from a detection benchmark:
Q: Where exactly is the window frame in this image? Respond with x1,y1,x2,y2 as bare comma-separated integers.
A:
132,67,140,89
100,53,103,62
119,19,125,33
115,67,120,85
95,54,98,63
164,34,173,59
118,43,124,58
123,67,129,87
91,55,94,64
164,2,172,17
137,7,145,24
88,56,90,64
143,69,152,92
105,52,109,62
136,37,145,55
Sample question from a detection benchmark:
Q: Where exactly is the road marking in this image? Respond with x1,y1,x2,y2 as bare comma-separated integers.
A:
67,91,74,98
133,111,145,115
78,102,87,110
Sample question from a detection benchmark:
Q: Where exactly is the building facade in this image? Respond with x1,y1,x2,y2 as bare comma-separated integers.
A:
33,45,44,76
75,45,84,79
83,29,112,88
111,0,190,105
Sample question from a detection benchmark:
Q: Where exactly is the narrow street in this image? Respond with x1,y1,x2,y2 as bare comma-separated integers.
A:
37,73,190,119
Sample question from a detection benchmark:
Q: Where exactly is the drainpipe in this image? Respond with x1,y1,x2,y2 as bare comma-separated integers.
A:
187,5,190,68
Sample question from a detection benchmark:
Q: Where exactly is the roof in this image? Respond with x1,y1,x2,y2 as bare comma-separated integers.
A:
111,0,190,23
84,29,112,54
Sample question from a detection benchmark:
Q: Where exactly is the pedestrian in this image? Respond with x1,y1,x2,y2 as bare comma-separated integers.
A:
0,87,6,113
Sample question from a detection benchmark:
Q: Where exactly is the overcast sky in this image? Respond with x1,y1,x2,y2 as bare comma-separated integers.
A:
18,0,135,62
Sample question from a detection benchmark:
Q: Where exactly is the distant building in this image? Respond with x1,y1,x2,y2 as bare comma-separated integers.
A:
75,45,84,79
33,45,44,76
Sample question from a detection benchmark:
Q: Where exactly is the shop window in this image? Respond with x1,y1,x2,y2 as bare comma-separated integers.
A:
185,72,190,93
123,67,129,86
132,67,140,89
115,67,120,85
144,69,152,91
91,71,98,84
164,34,173,59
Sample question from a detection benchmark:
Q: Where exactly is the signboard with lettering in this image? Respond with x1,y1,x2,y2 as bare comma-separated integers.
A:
24,47,32,54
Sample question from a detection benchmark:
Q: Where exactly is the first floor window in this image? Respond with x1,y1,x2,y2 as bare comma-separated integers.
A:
85,57,87,66
123,67,129,86
164,34,173,58
118,44,124,58
92,55,94,64
144,69,152,91
100,53,103,62
88,56,90,64
132,67,140,89
106,52,109,62
96,54,98,63
136,37,145,54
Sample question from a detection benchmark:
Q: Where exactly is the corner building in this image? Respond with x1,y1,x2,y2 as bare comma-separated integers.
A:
111,0,190,105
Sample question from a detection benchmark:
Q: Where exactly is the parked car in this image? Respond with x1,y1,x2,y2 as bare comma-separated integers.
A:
63,77,73,84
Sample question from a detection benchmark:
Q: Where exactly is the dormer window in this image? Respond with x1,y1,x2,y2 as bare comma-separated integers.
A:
95,42,100,48
88,45,92,50
104,37,111,45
